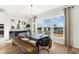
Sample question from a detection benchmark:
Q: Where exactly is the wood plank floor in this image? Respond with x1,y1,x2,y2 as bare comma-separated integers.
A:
0,40,79,54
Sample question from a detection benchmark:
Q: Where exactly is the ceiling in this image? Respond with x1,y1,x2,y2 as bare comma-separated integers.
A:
0,5,63,16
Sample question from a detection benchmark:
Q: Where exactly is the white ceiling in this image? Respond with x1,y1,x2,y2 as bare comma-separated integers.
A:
0,5,63,16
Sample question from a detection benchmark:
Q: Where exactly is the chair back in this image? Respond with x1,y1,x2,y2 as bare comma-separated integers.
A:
40,37,50,46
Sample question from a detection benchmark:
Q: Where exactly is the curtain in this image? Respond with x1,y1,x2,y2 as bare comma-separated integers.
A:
64,7,73,47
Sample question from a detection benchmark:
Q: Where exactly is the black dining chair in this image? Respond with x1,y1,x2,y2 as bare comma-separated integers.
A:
39,37,51,53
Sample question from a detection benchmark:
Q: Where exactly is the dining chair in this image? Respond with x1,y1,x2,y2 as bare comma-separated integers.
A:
39,37,51,53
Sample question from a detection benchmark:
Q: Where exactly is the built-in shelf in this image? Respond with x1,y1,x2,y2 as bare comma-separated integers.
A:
9,28,31,39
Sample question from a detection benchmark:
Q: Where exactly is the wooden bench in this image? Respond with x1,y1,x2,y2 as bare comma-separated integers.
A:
12,37,38,54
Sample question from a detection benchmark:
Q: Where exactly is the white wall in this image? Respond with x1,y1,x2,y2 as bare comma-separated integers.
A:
0,13,10,41
0,13,28,41
71,5,79,48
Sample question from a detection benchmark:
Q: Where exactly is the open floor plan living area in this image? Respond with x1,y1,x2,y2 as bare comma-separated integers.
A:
0,5,79,54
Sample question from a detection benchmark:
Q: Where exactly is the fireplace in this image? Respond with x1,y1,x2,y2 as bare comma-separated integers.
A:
0,24,4,37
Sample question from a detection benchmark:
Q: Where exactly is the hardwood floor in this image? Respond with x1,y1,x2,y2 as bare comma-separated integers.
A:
0,41,25,54
0,40,79,54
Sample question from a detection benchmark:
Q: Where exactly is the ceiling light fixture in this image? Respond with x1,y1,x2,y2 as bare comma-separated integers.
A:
28,5,33,19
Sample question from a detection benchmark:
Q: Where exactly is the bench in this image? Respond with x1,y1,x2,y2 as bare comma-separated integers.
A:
12,37,38,54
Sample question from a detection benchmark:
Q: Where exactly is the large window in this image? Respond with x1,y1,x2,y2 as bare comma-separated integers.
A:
35,15,64,38
35,18,52,35
53,16,64,38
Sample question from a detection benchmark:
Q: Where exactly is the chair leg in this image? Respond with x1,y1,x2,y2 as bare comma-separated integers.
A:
36,46,39,54
39,48,49,53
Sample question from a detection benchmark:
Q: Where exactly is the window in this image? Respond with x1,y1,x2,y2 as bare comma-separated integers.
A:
37,27,42,33
53,16,64,38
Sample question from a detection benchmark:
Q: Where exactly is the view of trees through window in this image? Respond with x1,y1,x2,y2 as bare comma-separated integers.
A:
53,16,64,38
35,15,64,38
